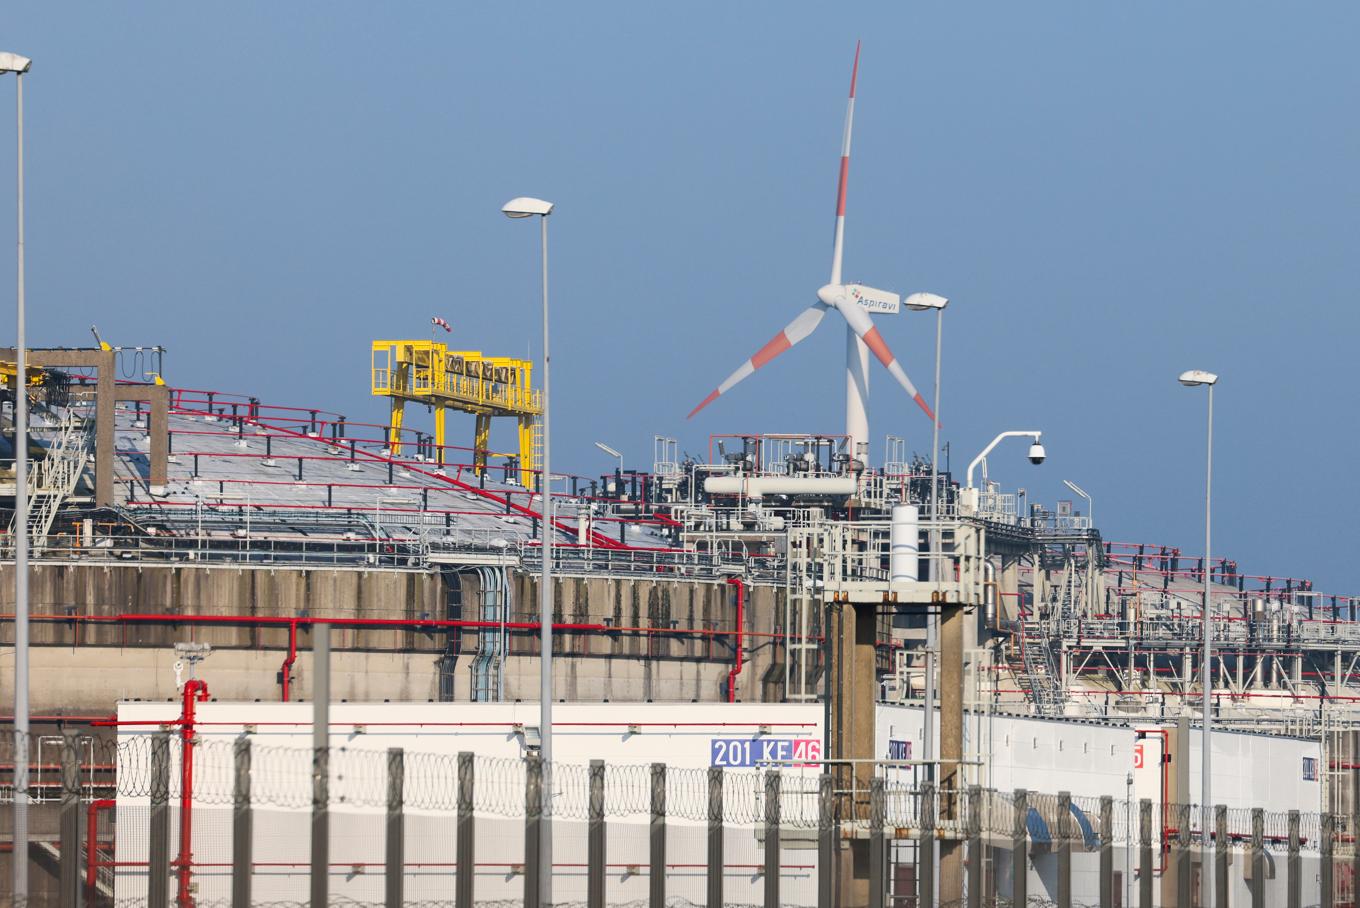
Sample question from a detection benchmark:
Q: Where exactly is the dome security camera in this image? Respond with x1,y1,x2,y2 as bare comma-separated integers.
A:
1028,441,1046,465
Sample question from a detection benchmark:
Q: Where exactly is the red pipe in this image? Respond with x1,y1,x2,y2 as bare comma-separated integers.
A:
176,679,210,908
726,577,745,703
86,798,115,895
280,619,298,702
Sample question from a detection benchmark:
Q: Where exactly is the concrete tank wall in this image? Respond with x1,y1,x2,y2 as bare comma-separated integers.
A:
0,560,812,715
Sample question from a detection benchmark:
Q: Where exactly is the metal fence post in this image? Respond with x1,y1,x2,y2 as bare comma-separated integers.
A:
1056,792,1072,908
766,769,782,908
588,760,605,908
869,776,884,908
818,771,833,908
148,731,172,908
1321,811,1334,908
59,730,81,908
386,748,405,908
921,780,936,908
1099,795,1113,908
525,753,543,908
650,762,666,908
1213,804,1228,908
1139,798,1153,908
1250,807,1264,908
1177,802,1192,907
456,752,474,908
311,622,330,908
1287,809,1300,908
968,785,983,908
1012,789,1028,908
709,766,725,908
232,735,252,908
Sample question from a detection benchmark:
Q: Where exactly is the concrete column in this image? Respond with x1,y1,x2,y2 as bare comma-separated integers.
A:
1215,805,1228,908
709,766,725,908
1057,791,1072,908
827,596,877,907
1099,796,1113,908
525,753,543,908
1321,812,1334,908
148,732,171,908
1177,802,1192,907
1287,809,1300,908
456,752,474,908
1139,799,1153,908
765,770,782,908
588,760,605,908
939,600,966,904
818,772,834,908
232,735,252,908
1250,808,1264,908
651,762,666,908
919,780,935,908
967,785,983,908
386,748,404,908
1012,789,1028,907
59,730,81,908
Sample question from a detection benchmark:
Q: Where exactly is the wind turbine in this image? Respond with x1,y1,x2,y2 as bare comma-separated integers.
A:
686,43,944,461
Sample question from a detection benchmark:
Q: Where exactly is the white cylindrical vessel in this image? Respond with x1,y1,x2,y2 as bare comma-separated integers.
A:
890,504,920,582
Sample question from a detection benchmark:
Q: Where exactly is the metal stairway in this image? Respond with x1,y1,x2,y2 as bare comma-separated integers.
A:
8,413,91,552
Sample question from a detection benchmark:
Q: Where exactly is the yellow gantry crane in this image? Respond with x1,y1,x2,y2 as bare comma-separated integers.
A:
371,340,543,489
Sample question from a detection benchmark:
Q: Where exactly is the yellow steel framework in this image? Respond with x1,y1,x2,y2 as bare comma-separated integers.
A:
371,340,543,489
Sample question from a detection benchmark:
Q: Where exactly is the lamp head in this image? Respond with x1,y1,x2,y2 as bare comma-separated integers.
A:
1178,369,1218,387
502,197,554,218
904,292,949,312
594,441,622,460
0,53,32,75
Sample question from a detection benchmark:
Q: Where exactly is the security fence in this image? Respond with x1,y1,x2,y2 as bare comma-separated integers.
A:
1,730,1353,907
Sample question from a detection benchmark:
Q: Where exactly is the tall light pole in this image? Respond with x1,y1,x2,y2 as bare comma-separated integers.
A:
1,50,32,901
1062,479,1092,527
503,195,554,902
594,441,623,475
904,293,947,800
1179,368,1217,908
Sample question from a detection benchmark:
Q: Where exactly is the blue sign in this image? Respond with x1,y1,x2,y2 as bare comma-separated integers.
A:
887,739,911,761
710,737,822,768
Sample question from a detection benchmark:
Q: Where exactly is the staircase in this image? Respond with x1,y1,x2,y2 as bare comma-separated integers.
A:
1017,627,1066,716
8,413,91,552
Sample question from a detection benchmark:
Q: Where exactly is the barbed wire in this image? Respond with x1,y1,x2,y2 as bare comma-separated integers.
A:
0,730,1338,849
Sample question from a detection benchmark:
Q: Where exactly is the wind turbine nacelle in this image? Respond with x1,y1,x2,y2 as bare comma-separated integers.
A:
814,283,900,315
846,284,900,314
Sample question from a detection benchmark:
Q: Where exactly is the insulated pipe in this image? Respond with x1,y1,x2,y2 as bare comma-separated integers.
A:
889,504,919,583
704,476,856,498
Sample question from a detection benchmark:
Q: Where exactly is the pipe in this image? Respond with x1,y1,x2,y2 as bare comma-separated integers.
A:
86,798,115,896
726,577,745,702
177,678,209,907
280,619,298,702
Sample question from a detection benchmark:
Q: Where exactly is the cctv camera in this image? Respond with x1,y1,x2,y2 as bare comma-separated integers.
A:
1028,442,1046,465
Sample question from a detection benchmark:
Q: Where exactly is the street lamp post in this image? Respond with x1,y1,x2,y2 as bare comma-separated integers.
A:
1,50,32,901
1062,479,1092,527
503,196,555,903
904,293,948,804
1180,368,1217,908
594,441,623,493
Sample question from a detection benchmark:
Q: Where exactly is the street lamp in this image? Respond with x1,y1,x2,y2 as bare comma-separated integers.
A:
1180,368,1217,908
1,50,32,901
1061,479,1092,527
904,293,948,800
594,441,623,473
503,195,554,902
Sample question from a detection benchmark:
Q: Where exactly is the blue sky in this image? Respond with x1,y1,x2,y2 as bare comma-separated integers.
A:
0,4,1356,593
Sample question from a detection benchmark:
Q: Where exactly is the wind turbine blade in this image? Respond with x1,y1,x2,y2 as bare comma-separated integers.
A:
833,297,935,423
829,41,860,286
687,302,830,418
